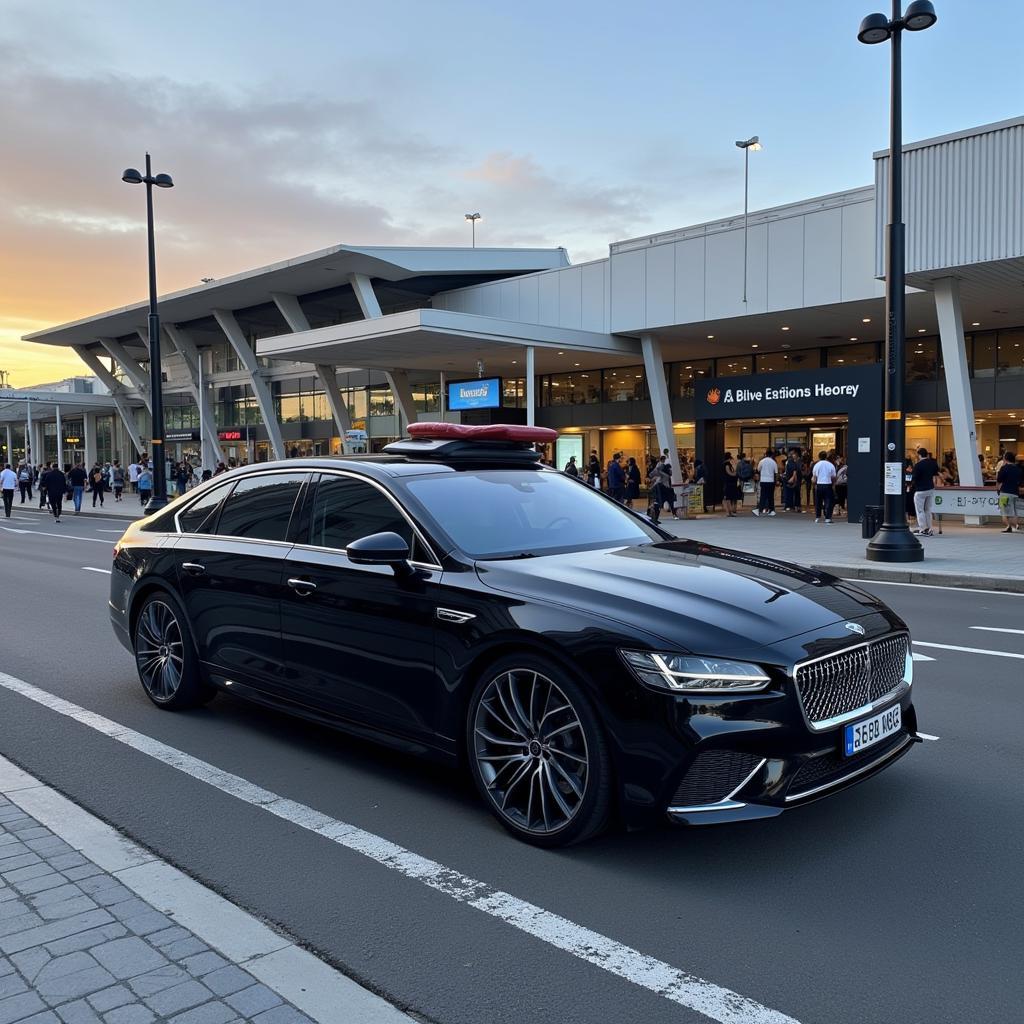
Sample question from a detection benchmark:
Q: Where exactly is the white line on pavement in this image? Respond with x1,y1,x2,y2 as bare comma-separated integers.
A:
81,567,112,574
969,626,1024,636
911,652,935,662
842,578,1024,597
0,669,799,1024
917,733,941,741
11,507,140,526
96,529,127,533
912,641,1024,660
0,526,111,544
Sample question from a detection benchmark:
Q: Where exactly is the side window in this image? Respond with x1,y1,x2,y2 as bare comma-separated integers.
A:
215,473,306,542
309,475,413,552
176,484,230,535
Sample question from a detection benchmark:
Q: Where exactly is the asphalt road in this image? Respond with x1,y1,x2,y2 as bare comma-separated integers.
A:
0,503,1022,1024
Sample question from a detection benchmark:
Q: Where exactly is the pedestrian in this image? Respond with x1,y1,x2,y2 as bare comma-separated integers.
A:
656,458,682,519
996,450,1022,533
89,463,105,507
722,452,740,517
137,464,153,506
783,448,802,512
38,463,49,508
625,457,642,508
801,454,813,508
564,455,579,478
587,451,601,488
835,458,849,513
812,450,837,523
111,461,125,502
42,463,67,522
752,449,777,517
175,461,188,496
0,463,16,518
911,447,941,537
17,463,32,503
67,461,88,514
606,452,625,502
128,459,141,493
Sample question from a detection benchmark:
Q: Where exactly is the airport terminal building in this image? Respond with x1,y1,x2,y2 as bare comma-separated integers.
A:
8,116,1024,520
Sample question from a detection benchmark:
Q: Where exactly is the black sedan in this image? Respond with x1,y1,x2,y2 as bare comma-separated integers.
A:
110,423,919,846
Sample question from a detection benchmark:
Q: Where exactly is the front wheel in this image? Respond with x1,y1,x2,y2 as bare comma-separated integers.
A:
133,592,215,710
467,655,611,847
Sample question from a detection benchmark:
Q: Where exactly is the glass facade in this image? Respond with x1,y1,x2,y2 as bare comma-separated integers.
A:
670,360,713,397
715,356,753,377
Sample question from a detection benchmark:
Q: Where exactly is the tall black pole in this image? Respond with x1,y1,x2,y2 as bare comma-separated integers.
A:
866,1,923,561
144,152,169,512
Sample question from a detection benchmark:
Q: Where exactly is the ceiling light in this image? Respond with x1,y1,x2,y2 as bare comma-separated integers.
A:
837,358,845,363
972,322,981,326
707,334,715,339
751,344,759,349
574,362,580,366
849,337,858,341
512,360,517,364
781,326,790,331
557,351,564,355
781,343,791,350
918,328,926,333
862,318,871,323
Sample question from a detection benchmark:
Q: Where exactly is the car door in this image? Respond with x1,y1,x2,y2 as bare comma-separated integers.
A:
280,471,441,744
174,471,307,692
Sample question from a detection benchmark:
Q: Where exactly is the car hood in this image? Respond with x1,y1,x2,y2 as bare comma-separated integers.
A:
475,539,890,655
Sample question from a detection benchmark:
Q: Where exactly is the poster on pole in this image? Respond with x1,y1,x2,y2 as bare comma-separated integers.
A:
883,462,903,496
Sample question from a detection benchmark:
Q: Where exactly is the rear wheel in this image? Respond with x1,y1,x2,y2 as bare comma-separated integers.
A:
467,655,611,847
133,592,214,709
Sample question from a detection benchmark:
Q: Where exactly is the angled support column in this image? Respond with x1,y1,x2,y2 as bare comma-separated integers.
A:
73,346,145,457
212,309,285,460
163,325,223,468
934,278,982,487
384,370,417,429
97,337,151,410
270,293,352,437
348,274,382,319
640,334,678,484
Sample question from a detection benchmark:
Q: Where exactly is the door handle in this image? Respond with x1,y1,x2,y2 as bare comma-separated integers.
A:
181,562,206,577
287,577,317,595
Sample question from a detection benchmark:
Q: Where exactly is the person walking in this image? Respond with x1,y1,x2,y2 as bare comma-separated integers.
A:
587,451,601,489
801,454,813,508
625,457,642,509
128,460,141,493
111,461,125,501
38,463,50,508
17,463,32,503
0,464,17,518
996,451,1022,533
911,447,942,537
67,461,88,514
606,452,625,503
563,455,579,478
753,449,777,517
175,461,188,497
722,452,740,517
811,450,837,523
782,448,802,512
834,458,849,513
42,463,67,522
137,464,153,506
89,463,105,507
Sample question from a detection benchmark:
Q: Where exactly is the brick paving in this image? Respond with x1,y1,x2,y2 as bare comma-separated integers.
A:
0,800,314,1024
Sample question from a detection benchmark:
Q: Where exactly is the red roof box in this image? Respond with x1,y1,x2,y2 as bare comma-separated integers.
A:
407,422,557,443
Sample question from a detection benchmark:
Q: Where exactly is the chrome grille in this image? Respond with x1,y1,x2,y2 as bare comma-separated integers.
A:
794,634,909,728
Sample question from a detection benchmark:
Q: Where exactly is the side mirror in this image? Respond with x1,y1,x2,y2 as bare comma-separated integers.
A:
346,531,412,574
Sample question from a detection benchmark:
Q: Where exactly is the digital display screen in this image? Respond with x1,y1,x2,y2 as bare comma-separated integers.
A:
448,378,501,410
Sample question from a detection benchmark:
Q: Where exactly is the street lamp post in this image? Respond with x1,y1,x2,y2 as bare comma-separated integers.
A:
858,0,936,562
734,137,762,304
464,212,481,247
122,154,174,513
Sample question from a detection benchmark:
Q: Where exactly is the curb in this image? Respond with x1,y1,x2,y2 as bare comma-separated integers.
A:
811,562,1024,593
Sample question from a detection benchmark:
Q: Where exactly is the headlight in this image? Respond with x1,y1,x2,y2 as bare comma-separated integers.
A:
619,650,771,693
904,648,913,686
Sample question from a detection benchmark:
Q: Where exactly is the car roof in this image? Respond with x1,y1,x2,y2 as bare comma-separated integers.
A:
226,455,549,480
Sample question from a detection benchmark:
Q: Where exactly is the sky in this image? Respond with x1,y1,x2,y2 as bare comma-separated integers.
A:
2,0,1023,386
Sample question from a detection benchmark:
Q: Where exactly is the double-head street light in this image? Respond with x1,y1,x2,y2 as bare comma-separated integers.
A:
735,136,762,304
122,154,174,513
858,0,937,563
465,211,481,247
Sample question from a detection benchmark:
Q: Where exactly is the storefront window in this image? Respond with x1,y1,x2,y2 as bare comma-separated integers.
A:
756,352,794,374
413,383,441,412
997,329,1024,376
826,342,877,367
670,360,713,398
602,366,647,403
210,342,240,374
345,388,368,422
970,332,996,378
716,356,753,377
550,372,602,405
906,337,939,381
368,387,394,416
502,378,524,408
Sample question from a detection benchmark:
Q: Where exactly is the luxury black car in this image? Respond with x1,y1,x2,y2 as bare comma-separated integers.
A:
110,423,919,846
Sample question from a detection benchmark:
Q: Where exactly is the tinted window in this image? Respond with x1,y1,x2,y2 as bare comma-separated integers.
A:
309,475,413,551
405,469,657,559
216,473,305,542
177,484,230,534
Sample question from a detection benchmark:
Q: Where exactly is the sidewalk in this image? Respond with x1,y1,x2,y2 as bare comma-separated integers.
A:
658,509,1024,591
0,758,411,1024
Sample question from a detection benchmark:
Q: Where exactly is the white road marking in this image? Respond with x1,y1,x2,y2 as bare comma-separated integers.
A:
96,529,127,533
917,733,941,741
912,641,1024,660
969,626,1024,636
0,526,111,544
842,578,1024,597
81,567,112,575
11,508,140,526
0,670,799,1024
911,652,935,662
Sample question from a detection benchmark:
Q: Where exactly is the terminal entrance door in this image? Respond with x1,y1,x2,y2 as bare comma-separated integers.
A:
735,421,848,458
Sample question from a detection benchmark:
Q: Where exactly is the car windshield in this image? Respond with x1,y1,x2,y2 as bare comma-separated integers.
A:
404,468,660,559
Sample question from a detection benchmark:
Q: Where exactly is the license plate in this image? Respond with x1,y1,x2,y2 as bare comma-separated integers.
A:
844,704,901,756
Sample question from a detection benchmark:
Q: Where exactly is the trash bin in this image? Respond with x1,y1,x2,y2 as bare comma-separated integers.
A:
861,504,884,539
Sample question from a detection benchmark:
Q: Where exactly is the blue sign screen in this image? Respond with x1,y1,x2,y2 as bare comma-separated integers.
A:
448,378,501,410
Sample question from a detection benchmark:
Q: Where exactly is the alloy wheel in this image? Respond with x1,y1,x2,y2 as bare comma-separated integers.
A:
135,600,186,702
473,669,589,835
